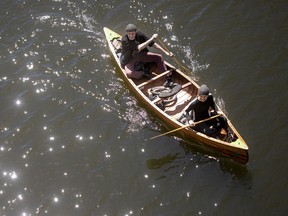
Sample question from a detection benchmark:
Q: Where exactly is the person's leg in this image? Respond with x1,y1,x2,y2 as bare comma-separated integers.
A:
138,52,167,72
124,52,167,79
193,122,218,138
124,60,144,79
217,116,228,130
209,116,228,131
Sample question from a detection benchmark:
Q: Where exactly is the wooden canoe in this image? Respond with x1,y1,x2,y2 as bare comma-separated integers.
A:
103,27,249,164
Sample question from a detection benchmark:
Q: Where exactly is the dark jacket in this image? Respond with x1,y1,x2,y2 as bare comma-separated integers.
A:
185,94,218,122
120,31,154,67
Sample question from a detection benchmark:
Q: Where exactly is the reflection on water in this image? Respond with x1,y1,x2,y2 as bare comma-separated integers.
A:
146,153,180,170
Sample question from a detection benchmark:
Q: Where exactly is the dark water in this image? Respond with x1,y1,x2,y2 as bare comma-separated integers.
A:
0,0,287,215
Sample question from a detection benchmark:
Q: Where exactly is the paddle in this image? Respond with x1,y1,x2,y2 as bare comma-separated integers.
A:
146,114,221,141
157,38,191,73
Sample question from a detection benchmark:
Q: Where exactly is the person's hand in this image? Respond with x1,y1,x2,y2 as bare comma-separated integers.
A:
188,120,195,127
152,34,158,40
217,111,224,116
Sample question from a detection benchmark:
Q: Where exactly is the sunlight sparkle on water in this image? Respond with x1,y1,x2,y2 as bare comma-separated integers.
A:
27,62,34,70
0,76,7,81
125,211,133,216
3,171,18,180
76,135,83,141
105,152,111,158
11,171,18,179
22,77,30,82
36,88,45,93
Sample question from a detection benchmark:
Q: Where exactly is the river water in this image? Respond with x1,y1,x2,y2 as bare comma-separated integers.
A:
0,0,287,215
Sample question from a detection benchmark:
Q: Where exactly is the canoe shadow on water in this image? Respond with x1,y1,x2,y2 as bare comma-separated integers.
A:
146,137,251,184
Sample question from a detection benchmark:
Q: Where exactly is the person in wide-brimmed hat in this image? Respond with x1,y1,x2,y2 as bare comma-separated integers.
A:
120,23,173,79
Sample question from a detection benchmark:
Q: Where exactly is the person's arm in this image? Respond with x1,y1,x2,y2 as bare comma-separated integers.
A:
209,95,224,115
185,105,192,115
138,34,158,51
184,104,194,120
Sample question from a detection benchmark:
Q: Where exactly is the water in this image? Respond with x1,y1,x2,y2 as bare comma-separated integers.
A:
0,0,287,215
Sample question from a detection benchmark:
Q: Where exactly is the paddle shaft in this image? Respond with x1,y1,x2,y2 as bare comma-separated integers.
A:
157,38,191,73
147,114,221,141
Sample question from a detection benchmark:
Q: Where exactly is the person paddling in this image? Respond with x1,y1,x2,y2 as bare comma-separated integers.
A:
120,23,172,79
179,84,228,138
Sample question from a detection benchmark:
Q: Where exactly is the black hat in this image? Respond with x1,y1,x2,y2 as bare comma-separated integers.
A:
198,84,209,95
125,24,137,32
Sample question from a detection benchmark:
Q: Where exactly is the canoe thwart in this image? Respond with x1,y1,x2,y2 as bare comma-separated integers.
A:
137,70,173,88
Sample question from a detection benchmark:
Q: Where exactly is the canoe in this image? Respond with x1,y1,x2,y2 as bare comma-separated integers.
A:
103,27,249,164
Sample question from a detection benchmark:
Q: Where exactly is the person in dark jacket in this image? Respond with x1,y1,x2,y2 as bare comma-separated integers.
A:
181,84,228,138
120,24,172,79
